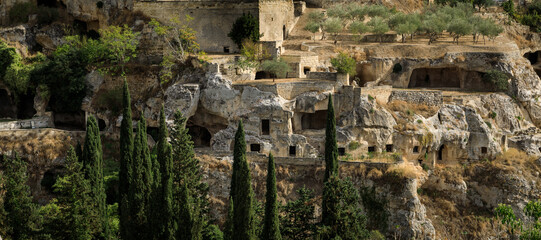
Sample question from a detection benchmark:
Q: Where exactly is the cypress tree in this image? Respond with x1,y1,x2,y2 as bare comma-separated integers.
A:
53,146,93,240
324,94,338,182
178,183,197,240
119,79,133,240
82,116,109,239
1,154,39,240
170,110,208,239
224,197,234,240
229,120,256,240
262,153,281,240
130,116,153,239
156,106,175,240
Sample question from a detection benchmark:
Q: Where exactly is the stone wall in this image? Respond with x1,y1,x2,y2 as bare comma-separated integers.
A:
133,1,259,53
307,71,337,81
0,116,54,130
360,85,392,104
388,89,443,106
259,0,295,42
282,53,319,78
0,0,35,25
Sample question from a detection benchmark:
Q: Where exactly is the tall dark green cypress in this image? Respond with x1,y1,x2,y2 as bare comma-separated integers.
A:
170,110,208,239
324,94,338,182
1,154,39,240
229,120,256,240
322,94,338,230
262,153,281,240
155,106,175,240
82,116,109,239
119,79,133,240
130,116,153,239
224,197,234,240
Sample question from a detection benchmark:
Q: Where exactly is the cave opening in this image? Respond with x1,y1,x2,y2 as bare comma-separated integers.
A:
37,0,58,7
300,110,327,130
386,144,393,152
438,145,445,161
255,71,275,79
524,51,541,78
41,170,59,192
413,146,419,153
338,147,346,156
481,147,488,154
261,119,270,135
0,89,16,119
98,118,107,131
408,67,489,90
368,146,376,153
187,125,212,148
17,93,36,119
250,143,261,152
54,111,86,130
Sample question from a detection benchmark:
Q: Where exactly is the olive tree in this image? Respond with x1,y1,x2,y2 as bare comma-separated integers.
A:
368,17,389,43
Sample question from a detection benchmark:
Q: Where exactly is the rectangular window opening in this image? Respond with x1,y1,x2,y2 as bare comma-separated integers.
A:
481,147,488,154
289,146,296,156
261,119,270,135
386,144,393,152
223,46,230,53
250,144,261,152
368,146,376,153
338,147,346,156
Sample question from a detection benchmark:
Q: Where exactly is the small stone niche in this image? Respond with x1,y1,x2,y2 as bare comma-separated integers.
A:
250,144,261,153
368,146,376,153
338,147,346,156
385,144,393,152
223,46,230,53
413,146,419,153
481,147,488,154
289,146,296,157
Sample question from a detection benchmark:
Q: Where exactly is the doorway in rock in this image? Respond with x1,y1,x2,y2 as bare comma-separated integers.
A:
524,51,541,78
299,110,327,130
438,145,445,161
0,89,16,119
187,125,212,148
17,93,36,119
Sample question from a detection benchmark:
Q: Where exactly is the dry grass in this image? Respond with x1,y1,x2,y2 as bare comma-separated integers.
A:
366,168,383,179
340,163,366,177
386,162,422,179
341,146,401,163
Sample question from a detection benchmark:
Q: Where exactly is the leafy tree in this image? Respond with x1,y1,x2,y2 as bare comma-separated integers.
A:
119,79,133,240
327,4,348,19
228,120,256,240
483,69,509,91
82,116,110,239
365,4,391,18
395,23,419,43
330,53,356,76
349,21,370,41
473,0,494,11
322,17,343,40
0,154,40,240
422,13,447,44
367,17,389,42
236,40,271,70
262,153,282,240
502,0,515,16
261,58,292,80
495,204,523,237
305,21,321,41
178,183,203,240
99,25,140,76
224,197,234,240
477,18,503,44
319,176,369,240
170,110,209,239
280,187,316,240
308,11,325,23
228,13,262,49
447,18,472,44
149,15,203,83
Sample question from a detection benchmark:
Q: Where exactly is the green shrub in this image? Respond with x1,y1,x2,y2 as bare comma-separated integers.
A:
489,111,497,119
482,69,509,91
95,86,123,116
485,121,492,129
261,58,291,79
0,40,19,78
330,52,356,75
228,13,261,49
9,2,36,24
348,141,360,150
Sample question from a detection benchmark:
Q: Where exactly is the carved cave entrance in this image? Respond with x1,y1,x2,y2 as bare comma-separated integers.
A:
297,110,327,130
17,93,37,119
187,108,228,148
525,51,541,78
255,71,276,79
0,89,16,119
408,67,490,91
